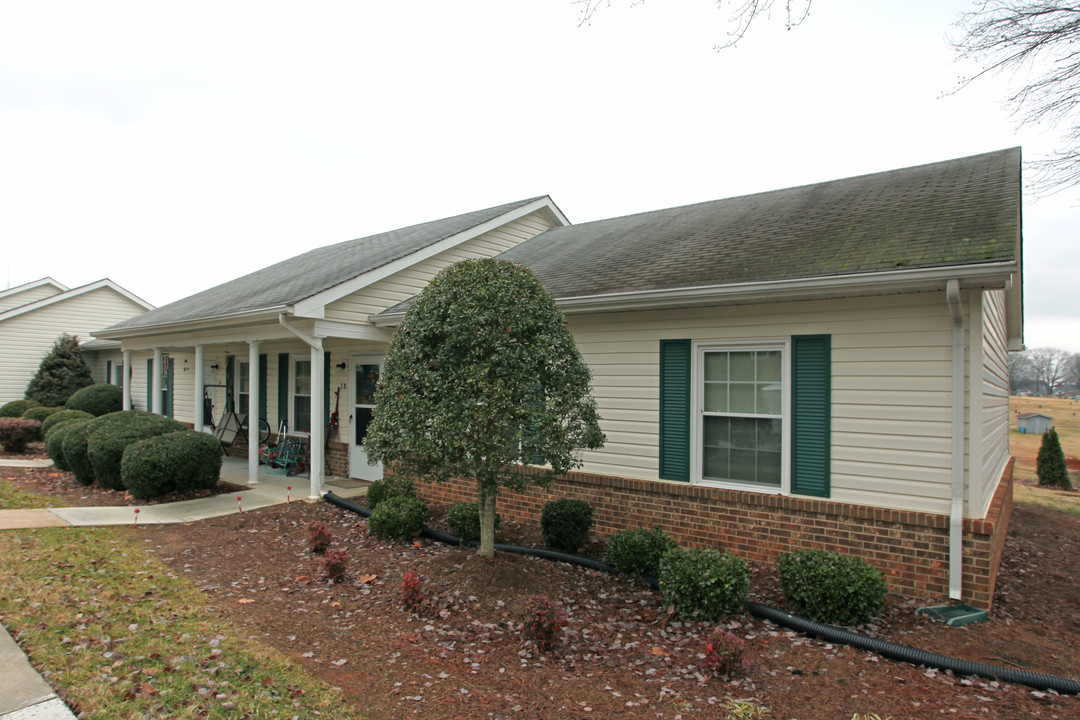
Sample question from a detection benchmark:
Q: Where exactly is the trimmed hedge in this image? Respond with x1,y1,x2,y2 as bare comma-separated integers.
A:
121,431,225,500
368,496,430,542
778,549,888,626
87,412,187,491
65,383,123,417
0,418,41,453
365,475,416,510
0,399,40,418
41,410,94,439
44,418,92,471
658,548,749,622
61,421,98,485
603,527,678,578
446,501,502,542
540,498,594,554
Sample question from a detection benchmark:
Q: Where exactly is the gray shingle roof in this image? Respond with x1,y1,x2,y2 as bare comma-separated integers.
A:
497,148,1020,299
104,197,545,331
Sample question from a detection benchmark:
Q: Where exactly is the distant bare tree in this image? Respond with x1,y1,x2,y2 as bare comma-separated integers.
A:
952,2,1080,194
1066,352,1080,389
573,0,813,48
1027,346,1072,395
1009,351,1035,393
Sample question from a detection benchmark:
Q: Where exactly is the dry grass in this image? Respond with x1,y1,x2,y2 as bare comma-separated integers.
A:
1009,395,1080,514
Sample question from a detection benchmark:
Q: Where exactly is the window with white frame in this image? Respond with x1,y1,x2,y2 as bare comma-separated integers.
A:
113,363,124,386
237,361,250,416
292,358,311,433
697,343,786,490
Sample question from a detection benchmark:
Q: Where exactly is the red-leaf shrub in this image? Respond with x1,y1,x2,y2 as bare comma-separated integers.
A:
520,595,567,653
0,418,41,454
702,628,749,677
309,522,333,554
401,570,424,611
322,548,348,582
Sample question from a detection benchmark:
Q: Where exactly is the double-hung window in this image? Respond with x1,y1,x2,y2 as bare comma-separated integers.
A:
237,361,250,416
292,358,312,433
695,342,789,492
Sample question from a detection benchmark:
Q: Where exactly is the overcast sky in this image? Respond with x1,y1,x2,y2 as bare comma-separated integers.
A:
1,1,1077,352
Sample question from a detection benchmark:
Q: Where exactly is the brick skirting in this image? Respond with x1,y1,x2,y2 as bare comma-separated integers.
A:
412,460,1015,611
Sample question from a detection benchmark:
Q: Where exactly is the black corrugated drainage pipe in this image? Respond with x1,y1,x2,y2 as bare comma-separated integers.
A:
323,492,1080,695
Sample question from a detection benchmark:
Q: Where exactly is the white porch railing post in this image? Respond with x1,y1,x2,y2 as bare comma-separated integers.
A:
151,349,163,415
194,345,205,431
122,349,132,411
309,345,324,499
248,341,261,485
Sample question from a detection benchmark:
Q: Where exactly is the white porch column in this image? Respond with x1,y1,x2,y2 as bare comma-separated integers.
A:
309,345,324,499
194,345,205,431
122,349,132,411
248,341,261,485
151,348,163,415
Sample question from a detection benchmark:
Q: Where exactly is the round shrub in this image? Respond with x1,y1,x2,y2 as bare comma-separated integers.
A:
21,406,61,441
659,547,749,621
121,431,225,500
446,501,502,541
604,527,678,578
368,496,430,542
0,418,41,454
65,383,123,417
44,418,91,470
365,475,416,510
778,549,888,626
0,399,40,418
61,420,98,485
87,412,186,490
41,409,94,439
540,498,594,554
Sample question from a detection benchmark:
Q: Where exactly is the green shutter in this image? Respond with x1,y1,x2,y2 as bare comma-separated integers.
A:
791,334,831,498
324,351,331,427
106,360,112,385
259,354,268,422
278,353,289,430
225,356,235,412
164,357,174,419
146,359,153,412
659,339,691,482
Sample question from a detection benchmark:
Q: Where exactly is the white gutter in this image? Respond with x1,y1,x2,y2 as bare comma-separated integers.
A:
278,314,325,501
946,279,965,600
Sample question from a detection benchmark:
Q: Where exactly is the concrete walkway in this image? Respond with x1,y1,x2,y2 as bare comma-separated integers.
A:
0,455,368,717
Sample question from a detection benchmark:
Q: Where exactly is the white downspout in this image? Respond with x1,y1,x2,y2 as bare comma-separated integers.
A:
279,314,324,500
946,279,965,600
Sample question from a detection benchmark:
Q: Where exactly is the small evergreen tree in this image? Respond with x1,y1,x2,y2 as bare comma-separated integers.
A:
1036,427,1071,488
25,334,94,407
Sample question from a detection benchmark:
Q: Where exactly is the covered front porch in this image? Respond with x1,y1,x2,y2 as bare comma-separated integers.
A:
219,455,370,503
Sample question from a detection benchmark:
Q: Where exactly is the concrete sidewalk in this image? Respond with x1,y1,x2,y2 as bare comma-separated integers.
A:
0,455,368,717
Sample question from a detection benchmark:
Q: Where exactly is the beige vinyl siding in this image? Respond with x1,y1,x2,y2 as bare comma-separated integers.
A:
324,211,556,322
84,350,124,386
0,288,148,404
969,289,1010,517
568,292,962,515
0,283,63,313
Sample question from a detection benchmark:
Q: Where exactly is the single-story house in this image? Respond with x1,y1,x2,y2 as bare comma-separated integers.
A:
1017,413,1053,434
96,147,1022,609
0,277,154,404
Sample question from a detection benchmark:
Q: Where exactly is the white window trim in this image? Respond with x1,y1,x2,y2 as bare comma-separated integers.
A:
236,360,250,416
690,339,791,495
289,355,312,434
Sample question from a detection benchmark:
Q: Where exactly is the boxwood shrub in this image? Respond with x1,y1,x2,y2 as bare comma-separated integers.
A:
368,496,430,542
41,409,94,439
65,383,123,416
0,418,41,453
44,418,92,470
365,475,416,510
446,501,502,542
61,420,98,485
0,399,40,418
777,549,888,626
121,431,225,500
21,406,61,441
86,411,187,490
658,547,749,621
540,498,594,554
603,527,678,578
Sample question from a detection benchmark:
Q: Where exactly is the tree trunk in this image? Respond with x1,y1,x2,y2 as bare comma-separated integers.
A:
476,477,497,558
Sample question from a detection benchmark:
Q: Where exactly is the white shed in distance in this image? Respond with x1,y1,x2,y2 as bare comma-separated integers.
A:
1017,413,1054,434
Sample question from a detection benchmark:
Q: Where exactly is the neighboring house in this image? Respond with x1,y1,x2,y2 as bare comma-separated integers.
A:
97,148,1022,610
0,278,154,404
1017,413,1053,434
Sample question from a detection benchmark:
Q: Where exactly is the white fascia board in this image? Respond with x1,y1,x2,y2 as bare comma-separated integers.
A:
117,323,298,352
0,277,68,301
94,307,289,340
291,197,568,318
370,262,1017,327
96,279,156,310
312,319,394,342
0,278,149,323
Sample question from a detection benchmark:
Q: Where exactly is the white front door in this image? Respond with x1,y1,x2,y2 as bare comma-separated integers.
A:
349,355,384,481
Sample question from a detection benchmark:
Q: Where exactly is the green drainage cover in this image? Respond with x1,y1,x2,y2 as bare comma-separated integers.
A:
916,603,989,627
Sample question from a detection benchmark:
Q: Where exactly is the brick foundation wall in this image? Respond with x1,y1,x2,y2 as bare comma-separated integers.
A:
412,460,1016,611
